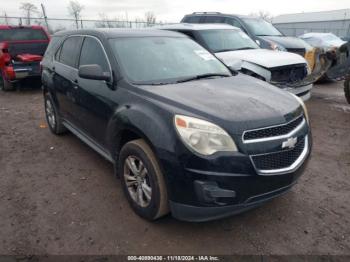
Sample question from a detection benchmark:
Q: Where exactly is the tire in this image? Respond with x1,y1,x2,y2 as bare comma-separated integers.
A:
0,74,15,91
345,78,350,104
118,139,169,220
44,93,67,135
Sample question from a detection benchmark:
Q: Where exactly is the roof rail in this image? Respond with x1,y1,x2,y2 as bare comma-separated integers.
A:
192,11,221,15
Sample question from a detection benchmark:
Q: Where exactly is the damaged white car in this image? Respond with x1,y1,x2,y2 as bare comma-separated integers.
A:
158,24,313,101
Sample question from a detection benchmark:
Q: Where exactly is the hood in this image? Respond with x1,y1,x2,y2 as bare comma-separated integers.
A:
139,74,301,134
258,35,307,49
215,49,307,68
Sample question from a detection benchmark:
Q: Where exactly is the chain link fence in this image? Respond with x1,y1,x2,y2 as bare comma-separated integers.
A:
0,16,167,34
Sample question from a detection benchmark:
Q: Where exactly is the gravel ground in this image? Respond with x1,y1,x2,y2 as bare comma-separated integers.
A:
0,81,349,255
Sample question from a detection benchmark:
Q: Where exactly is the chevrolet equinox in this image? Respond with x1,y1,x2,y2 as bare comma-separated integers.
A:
41,29,312,222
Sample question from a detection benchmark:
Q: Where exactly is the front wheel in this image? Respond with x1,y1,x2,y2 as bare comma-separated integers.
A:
345,78,350,104
118,139,169,220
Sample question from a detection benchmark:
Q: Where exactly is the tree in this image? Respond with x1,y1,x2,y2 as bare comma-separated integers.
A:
145,11,156,26
249,10,273,23
67,1,84,29
20,2,39,25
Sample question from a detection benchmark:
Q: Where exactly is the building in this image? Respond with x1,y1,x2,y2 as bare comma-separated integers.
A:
272,9,350,38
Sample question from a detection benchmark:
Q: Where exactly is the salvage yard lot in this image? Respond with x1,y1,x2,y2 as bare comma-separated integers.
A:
0,81,349,255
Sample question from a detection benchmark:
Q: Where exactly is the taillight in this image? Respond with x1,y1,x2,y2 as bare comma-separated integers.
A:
0,41,11,65
4,66,15,80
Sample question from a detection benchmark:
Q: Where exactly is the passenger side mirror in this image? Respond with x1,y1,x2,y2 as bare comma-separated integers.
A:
78,64,111,81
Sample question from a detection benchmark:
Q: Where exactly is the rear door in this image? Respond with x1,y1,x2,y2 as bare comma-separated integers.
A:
53,35,83,126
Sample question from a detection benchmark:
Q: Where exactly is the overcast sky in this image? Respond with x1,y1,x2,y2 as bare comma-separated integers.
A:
2,0,350,22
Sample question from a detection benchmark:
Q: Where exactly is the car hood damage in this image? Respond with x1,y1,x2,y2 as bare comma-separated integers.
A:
215,49,307,68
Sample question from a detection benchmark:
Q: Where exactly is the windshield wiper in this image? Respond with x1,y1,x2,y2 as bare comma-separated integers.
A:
235,47,256,51
176,73,230,83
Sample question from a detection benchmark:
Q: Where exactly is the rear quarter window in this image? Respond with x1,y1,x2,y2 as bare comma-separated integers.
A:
44,36,62,59
0,28,48,41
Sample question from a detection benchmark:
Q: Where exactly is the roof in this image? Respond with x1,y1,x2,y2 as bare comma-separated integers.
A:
156,23,239,31
184,12,257,20
0,25,46,30
273,9,350,24
54,28,186,39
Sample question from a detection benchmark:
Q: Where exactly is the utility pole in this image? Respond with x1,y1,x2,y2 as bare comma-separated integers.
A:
4,12,8,25
41,3,50,31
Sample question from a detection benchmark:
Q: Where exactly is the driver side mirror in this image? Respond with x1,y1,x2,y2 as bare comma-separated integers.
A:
78,64,111,82
227,59,243,73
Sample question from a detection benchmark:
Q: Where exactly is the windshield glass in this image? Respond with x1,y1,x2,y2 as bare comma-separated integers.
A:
198,29,259,52
109,37,230,84
0,28,48,41
242,18,282,36
321,34,345,46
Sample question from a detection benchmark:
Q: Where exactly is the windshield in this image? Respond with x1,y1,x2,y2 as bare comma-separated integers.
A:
109,37,231,84
242,18,282,36
320,34,346,46
198,29,259,53
0,28,48,41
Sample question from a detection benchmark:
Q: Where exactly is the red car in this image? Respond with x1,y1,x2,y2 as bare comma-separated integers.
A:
0,25,50,91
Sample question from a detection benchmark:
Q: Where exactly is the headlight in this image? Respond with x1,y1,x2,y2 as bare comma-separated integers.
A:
270,42,287,52
291,94,310,124
174,115,238,155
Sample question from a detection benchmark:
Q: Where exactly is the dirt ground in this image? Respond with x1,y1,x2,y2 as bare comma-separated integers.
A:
0,80,349,256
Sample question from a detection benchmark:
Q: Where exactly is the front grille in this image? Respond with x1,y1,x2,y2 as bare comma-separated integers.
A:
286,48,306,57
251,137,305,171
243,115,304,141
270,65,307,84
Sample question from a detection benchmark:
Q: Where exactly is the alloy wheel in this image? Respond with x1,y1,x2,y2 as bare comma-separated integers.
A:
123,156,152,207
45,99,56,129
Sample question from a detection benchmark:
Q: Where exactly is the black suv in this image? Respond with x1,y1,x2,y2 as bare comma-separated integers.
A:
181,12,309,57
42,29,311,222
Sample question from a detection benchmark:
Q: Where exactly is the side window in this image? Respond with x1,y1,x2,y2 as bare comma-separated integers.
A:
204,16,225,23
184,16,201,23
225,18,244,30
59,36,82,68
79,37,109,72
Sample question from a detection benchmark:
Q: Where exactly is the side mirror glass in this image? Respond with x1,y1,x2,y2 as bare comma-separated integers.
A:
78,64,111,81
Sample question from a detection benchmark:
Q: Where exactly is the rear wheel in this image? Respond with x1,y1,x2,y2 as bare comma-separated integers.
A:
44,93,67,135
118,139,169,220
345,78,350,104
0,74,15,91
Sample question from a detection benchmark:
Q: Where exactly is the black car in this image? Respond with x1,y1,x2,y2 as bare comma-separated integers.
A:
42,29,311,222
181,12,309,57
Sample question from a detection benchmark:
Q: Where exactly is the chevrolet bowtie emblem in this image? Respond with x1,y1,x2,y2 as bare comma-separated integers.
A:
282,137,298,149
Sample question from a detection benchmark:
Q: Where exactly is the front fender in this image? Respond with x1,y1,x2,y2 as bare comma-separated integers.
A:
106,102,177,161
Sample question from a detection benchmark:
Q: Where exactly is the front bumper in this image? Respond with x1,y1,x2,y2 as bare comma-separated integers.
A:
282,83,313,101
170,182,295,222
160,133,312,222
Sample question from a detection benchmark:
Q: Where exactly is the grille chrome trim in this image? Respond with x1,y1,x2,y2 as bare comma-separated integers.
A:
250,135,309,175
242,115,305,144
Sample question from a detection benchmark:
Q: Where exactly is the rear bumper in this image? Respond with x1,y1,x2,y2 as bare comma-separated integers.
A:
2,62,41,81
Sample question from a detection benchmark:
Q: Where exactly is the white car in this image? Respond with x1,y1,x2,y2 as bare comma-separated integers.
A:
158,24,313,101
